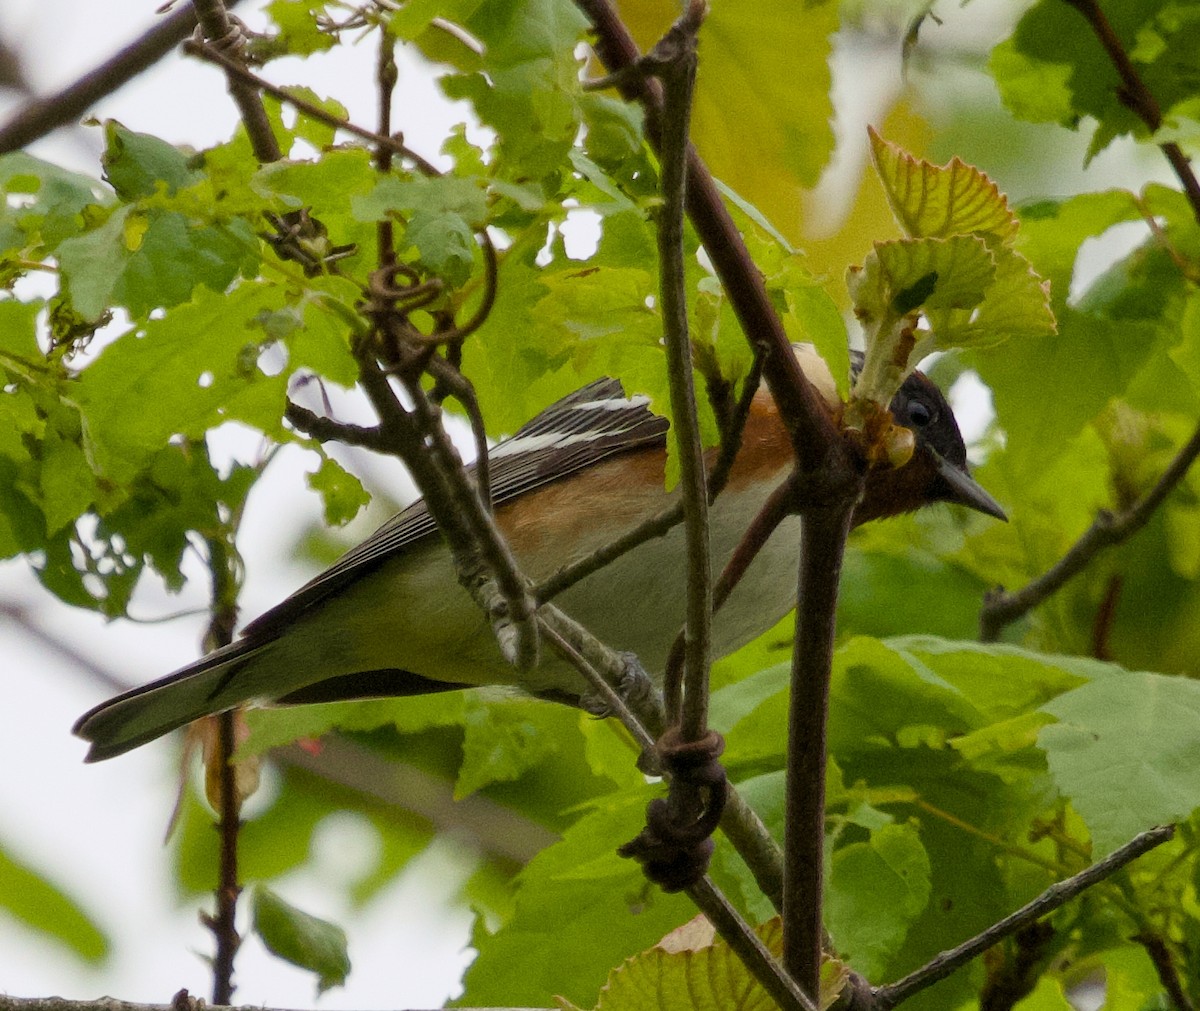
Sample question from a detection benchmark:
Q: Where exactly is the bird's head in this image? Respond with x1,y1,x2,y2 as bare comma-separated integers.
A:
853,368,1005,525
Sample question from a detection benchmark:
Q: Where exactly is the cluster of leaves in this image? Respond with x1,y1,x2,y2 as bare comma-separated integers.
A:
6,0,1200,1009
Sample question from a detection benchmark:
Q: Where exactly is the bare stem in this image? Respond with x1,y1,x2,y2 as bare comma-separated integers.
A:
783,500,858,1001
202,533,242,1005
687,879,817,1011
981,422,1200,640
873,825,1176,1009
646,2,711,737
182,39,440,176
190,0,281,163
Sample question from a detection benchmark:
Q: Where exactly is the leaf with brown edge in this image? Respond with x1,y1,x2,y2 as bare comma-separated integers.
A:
556,916,849,1011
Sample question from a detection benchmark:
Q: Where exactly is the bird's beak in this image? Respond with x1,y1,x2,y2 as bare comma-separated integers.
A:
932,451,1008,521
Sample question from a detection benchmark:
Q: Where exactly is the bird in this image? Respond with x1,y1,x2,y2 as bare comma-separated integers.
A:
74,346,1006,762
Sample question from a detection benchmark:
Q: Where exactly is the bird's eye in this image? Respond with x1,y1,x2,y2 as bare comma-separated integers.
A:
908,400,933,427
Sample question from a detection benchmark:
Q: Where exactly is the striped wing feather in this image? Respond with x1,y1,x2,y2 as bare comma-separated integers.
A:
242,378,668,641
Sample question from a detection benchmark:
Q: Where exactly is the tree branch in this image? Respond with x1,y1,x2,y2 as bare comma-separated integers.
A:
0,3,241,155
1134,931,1196,1011
1061,0,1200,221
182,38,441,176
873,825,1176,1009
574,0,844,477
0,999,548,1011
189,0,281,163
783,499,858,1001
639,1,712,738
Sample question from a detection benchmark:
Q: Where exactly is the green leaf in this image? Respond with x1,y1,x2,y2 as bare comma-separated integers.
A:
925,244,1055,349
990,1,1200,159
306,455,369,527
826,822,932,980
252,886,351,993
0,841,108,963
101,121,199,199
572,918,847,1011
352,171,489,227
461,791,692,1008
76,282,289,483
1040,671,1200,854
617,0,837,241
1012,191,1143,315
868,128,1019,243
0,152,108,257
57,208,258,320
265,0,337,57
456,696,563,798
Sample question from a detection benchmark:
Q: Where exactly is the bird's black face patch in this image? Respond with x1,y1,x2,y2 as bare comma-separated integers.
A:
889,372,968,470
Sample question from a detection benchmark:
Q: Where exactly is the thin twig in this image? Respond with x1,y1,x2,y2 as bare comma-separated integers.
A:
1134,932,1196,1011
873,825,1176,1009
783,499,858,1001
980,422,1200,640
537,613,658,752
687,879,817,1011
374,23,398,267
182,39,440,176
394,366,539,669
643,1,710,736
201,531,243,1006
209,710,241,1005
0,999,550,1011
283,400,387,450
426,354,494,509
1062,0,1200,220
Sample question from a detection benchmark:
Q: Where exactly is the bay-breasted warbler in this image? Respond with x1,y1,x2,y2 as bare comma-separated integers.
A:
75,346,1004,761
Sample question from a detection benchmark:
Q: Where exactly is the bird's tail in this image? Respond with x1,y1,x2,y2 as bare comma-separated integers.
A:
73,637,272,762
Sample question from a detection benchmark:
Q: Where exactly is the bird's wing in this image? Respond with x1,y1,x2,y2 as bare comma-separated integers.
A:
241,378,669,640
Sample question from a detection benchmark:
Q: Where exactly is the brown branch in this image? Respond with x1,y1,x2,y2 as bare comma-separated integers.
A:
873,825,1176,1009
1061,0,1200,221
200,531,243,1005
283,400,387,450
574,0,843,477
0,3,243,154
783,499,858,1001
641,1,711,738
182,39,441,176
190,0,281,163
980,421,1200,640
207,710,241,1005
0,999,549,1011
1134,931,1196,1011
687,880,817,1011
